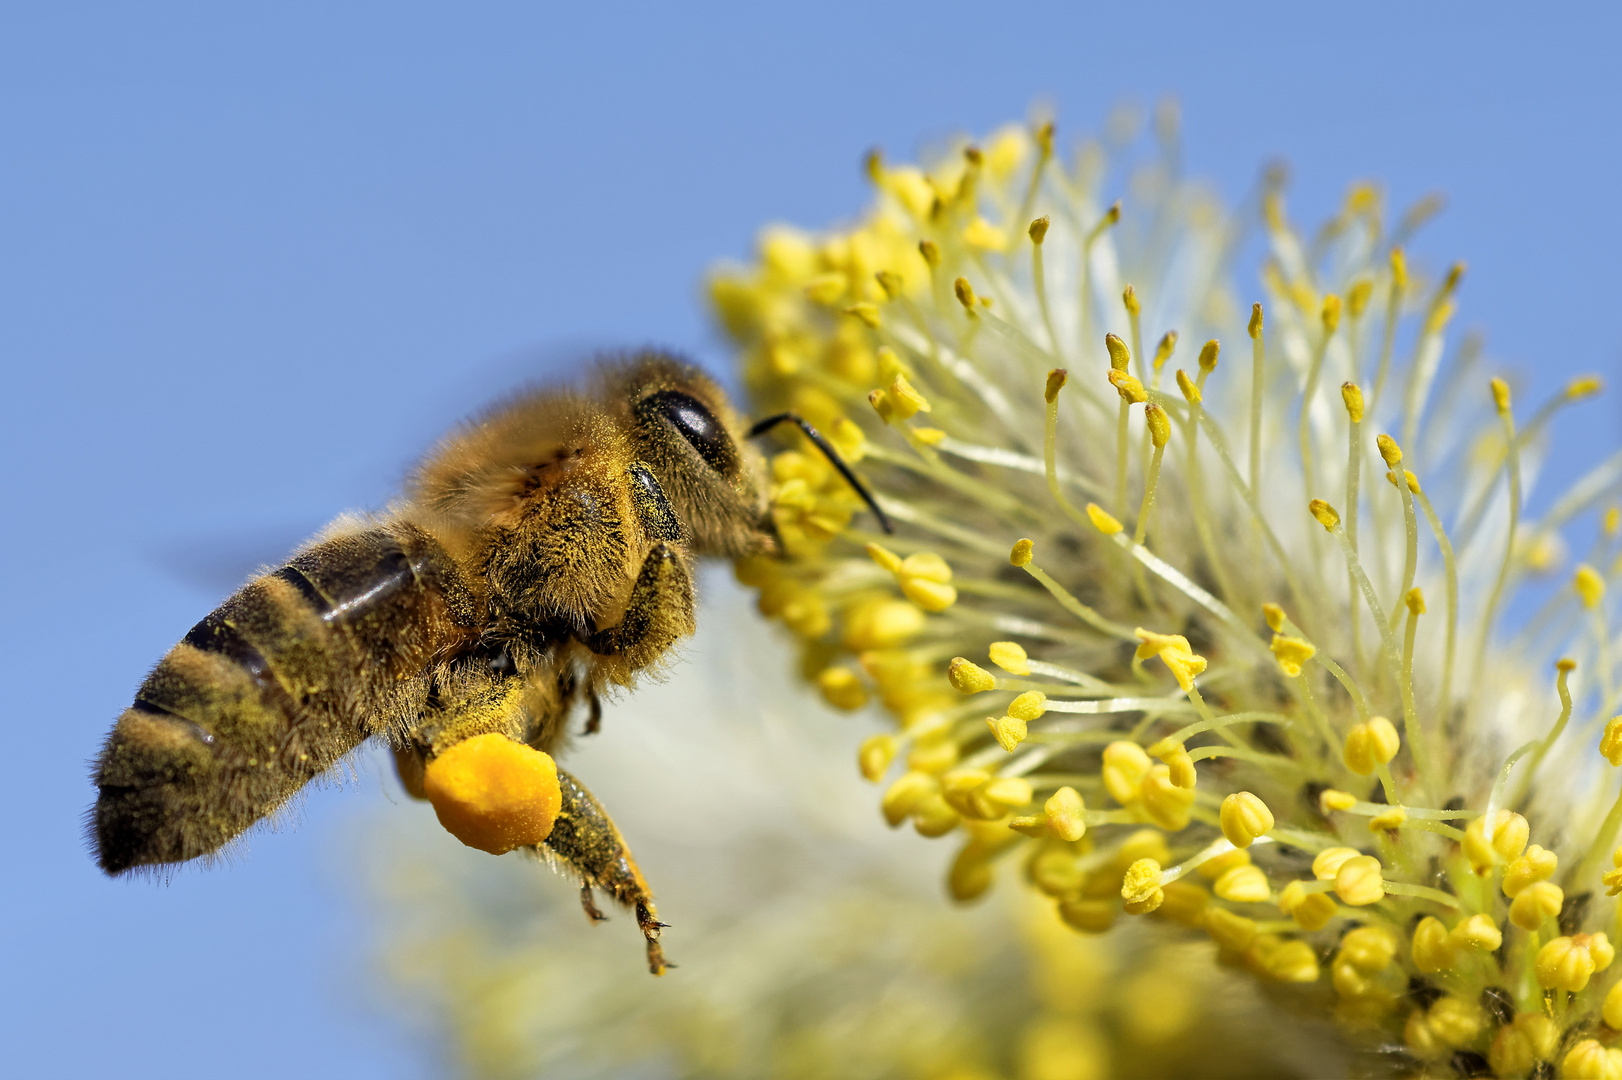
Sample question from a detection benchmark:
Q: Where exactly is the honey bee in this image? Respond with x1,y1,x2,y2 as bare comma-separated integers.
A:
89,352,887,974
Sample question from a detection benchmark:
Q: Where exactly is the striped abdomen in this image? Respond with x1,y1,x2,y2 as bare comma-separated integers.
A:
93,523,476,874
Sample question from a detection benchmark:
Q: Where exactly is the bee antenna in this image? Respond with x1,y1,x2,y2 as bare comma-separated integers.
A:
747,412,894,534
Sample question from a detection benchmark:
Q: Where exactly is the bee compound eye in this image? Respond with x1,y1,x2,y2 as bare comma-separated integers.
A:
640,390,735,474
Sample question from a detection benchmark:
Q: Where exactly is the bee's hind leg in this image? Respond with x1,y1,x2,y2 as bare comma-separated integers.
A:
542,766,669,975
578,883,607,922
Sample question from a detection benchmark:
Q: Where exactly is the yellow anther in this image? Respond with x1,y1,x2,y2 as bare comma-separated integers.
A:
1491,1014,1560,1079
888,373,932,419
843,599,924,650
961,216,1006,251
1606,980,1622,1029
1390,247,1408,292
1333,855,1384,906
1121,858,1165,914
881,771,936,826
953,276,977,310
911,425,944,445
1101,740,1153,804
1007,691,1047,721
1490,376,1512,414
988,641,1029,675
917,238,940,266
1559,657,1578,673
1602,718,1622,766
1452,914,1502,953
1044,367,1068,403
1152,331,1178,371
1009,538,1034,566
1197,339,1219,372
1034,119,1055,155
1321,293,1342,334
1312,847,1361,881
1347,279,1373,317
1105,332,1132,372
422,733,563,855
1341,382,1365,422
803,272,847,304
1132,628,1207,690
986,714,1026,752
1102,201,1121,226
938,767,992,814
1213,864,1270,903
1146,737,1196,789
830,417,867,461
868,387,895,424
1248,303,1263,340
1342,716,1401,776
857,733,897,779
1206,907,1259,951
1607,507,1621,537
1502,844,1558,898
873,270,902,299
1569,375,1604,399
1085,503,1123,535
819,667,870,711
1608,845,1622,896
1462,810,1529,873
1107,368,1147,404
1269,634,1316,678
1382,468,1421,494
844,302,881,328
1368,807,1406,833
1261,602,1285,632
1425,997,1486,1051
1043,786,1086,842
1411,916,1456,973
1156,880,1210,927
1536,933,1614,992
1278,880,1336,931
946,655,997,695
1576,564,1606,609
1309,499,1341,531
1220,792,1275,848
898,551,956,612
1318,789,1357,813
1564,1039,1622,1080
1197,846,1250,881
1140,764,1195,830
1508,881,1563,931
1145,404,1171,448
1122,284,1140,315
1376,433,1403,467
1058,897,1116,934
1339,925,1399,973
1405,588,1425,615
1175,368,1200,405
912,792,961,837
865,542,904,573
982,776,1033,812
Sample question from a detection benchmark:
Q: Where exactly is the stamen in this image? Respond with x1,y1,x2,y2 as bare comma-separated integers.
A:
1472,379,1522,701
1248,303,1264,496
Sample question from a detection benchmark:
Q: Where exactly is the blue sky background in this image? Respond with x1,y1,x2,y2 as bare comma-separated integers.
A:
3,4,1619,1077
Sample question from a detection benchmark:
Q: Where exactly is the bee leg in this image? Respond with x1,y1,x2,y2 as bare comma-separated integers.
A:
578,884,608,923
582,542,695,671
584,686,602,736
543,766,669,975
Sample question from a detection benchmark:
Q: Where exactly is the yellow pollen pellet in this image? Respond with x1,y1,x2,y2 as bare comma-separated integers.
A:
1213,864,1270,903
1175,368,1200,405
1085,503,1123,535
1044,367,1067,403
1507,881,1563,930
1262,602,1286,632
1312,846,1361,881
1145,404,1171,448
1248,302,1263,339
1152,331,1177,371
986,714,1026,752
1603,718,1622,766
1107,368,1147,404
1411,917,1456,973
1009,538,1034,566
1341,381,1365,422
1269,634,1316,678
1007,691,1047,721
1044,786,1086,842
1278,881,1337,931
1206,907,1258,951
1343,716,1400,775
1105,332,1131,372
1309,499,1341,530
1452,914,1502,953
1334,856,1384,906
421,734,563,856
1502,844,1558,897
1197,338,1219,371
987,641,1029,675
888,373,931,419
857,733,897,780
1462,809,1529,873
947,657,996,694
1318,789,1357,813
1028,215,1050,244
1576,564,1606,609
953,276,977,310
818,667,870,711
1376,432,1402,466
1220,792,1274,848
1122,283,1140,315
1101,741,1152,805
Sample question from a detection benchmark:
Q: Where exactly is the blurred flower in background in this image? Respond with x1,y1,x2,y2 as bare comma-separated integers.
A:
366,105,1622,1077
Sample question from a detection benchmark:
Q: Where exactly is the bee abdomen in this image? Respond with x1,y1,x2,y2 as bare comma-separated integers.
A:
93,522,476,874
